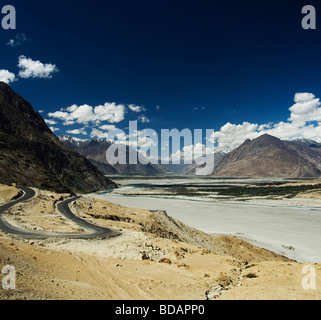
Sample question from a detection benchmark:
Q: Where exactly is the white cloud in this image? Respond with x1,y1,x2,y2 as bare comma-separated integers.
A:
6,40,15,47
66,128,87,135
99,124,116,131
48,102,125,125
212,122,260,152
90,128,127,142
294,93,316,103
49,127,59,133
95,103,125,123
48,111,70,123
289,93,321,123
65,104,78,112
128,104,146,113
47,92,321,154
44,119,57,125
1,56,58,84
69,104,95,123
212,92,321,152
138,115,150,123
169,143,212,163
6,33,28,47
0,69,16,84
18,55,59,79
90,128,108,139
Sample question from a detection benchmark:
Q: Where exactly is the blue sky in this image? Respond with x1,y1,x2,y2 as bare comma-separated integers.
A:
2,0,321,155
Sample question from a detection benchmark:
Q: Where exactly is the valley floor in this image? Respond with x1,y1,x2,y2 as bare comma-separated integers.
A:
0,184,320,300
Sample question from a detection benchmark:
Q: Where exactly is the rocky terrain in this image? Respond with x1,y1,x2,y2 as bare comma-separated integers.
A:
0,82,116,194
0,183,320,300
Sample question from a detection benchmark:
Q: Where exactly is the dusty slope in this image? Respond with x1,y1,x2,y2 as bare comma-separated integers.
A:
71,197,290,264
0,184,320,300
0,185,21,205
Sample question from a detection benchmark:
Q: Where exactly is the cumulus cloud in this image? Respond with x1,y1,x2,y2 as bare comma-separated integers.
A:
95,103,125,123
0,56,58,84
48,102,125,125
66,127,87,135
0,69,16,84
90,128,108,139
99,124,116,131
18,55,59,79
294,92,316,103
211,122,260,152
44,119,57,125
169,143,213,164
288,93,321,123
47,111,71,124
90,128,128,142
212,92,321,153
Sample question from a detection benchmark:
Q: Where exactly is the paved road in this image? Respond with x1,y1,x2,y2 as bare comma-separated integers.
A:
0,186,120,240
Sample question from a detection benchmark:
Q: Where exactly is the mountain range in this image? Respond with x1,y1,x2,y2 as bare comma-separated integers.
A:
60,133,321,178
0,82,117,193
59,135,167,175
1,82,321,185
191,134,321,178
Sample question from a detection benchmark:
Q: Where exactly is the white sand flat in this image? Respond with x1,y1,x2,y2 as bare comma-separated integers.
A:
91,193,321,263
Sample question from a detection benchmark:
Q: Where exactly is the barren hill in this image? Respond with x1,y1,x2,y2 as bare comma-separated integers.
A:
212,134,321,178
0,82,116,193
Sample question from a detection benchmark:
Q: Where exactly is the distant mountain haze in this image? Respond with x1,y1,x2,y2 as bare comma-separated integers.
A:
60,133,321,178
59,135,167,175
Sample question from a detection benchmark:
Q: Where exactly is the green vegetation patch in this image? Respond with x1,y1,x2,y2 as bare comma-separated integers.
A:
210,184,321,198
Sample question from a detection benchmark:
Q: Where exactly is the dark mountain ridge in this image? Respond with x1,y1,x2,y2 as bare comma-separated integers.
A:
0,82,117,193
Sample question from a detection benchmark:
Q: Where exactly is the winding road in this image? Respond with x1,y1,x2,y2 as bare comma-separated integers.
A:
0,186,120,240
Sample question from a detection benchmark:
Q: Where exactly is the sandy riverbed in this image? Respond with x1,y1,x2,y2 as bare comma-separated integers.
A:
0,184,320,300
90,193,321,263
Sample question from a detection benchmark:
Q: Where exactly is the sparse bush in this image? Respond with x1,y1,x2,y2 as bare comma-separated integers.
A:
245,272,258,278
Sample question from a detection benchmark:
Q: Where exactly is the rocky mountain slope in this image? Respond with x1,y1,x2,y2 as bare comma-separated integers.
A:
210,134,321,178
59,135,167,175
0,82,117,193
184,152,224,175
